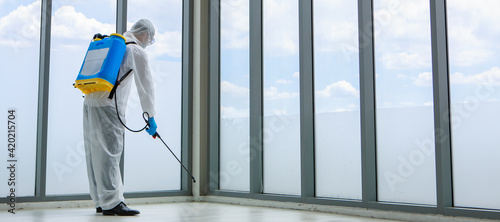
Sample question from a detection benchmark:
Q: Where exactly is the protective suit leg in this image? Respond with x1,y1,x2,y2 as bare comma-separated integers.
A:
83,104,125,210
83,105,99,208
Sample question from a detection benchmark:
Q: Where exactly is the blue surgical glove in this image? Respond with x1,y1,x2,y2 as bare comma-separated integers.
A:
146,117,157,136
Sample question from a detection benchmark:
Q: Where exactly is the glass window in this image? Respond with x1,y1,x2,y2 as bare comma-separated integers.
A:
124,0,183,192
263,0,301,195
374,0,436,205
46,1,116,195
448,0,500,210
313,0,361,200
219,0,250,192
0,0,40,197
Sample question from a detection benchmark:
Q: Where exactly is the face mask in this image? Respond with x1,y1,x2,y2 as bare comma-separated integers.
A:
132,33,149,49
149,33,155,46
139,41,148,49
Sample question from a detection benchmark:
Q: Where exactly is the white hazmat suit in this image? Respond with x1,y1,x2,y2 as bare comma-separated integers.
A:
83,19,156,211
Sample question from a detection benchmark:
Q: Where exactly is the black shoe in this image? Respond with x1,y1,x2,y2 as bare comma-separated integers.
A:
96,207,102,213
102,202,140,216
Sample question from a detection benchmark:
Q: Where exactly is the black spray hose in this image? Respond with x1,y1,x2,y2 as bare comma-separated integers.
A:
113,90,196,183
114,93,150,133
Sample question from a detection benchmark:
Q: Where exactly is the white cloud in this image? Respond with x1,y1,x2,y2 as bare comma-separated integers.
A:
423,101,433,106
313,0,358,54
397,73,408,79
398,101,417,107
51,6,181,58
380,51,431,70
332,108,353,112
127,21,182,59
264,87,298,100
147,30,182,59
374,0,431,39
221,106,249,118
453,49,493,67
263,0,299,56
315,80,359,98
317,103,359,113
450,72,468,85
451,67,500,86
220,0,249,50
373,0,435,71
276,79,291,85
447,1,500,67
399,102,416,107
413,72,432,87
382,102,393,107
398,72,438,88
51,6,115,41
449,0,500,27
275,71,297,84
128,0,183,27
317,107,356,113
0,1,41,47
314,21,357,53
448,25,493,67
221,81,249,97
270,109,288,116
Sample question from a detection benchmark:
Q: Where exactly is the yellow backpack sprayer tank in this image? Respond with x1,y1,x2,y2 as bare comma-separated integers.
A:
74,33,127,94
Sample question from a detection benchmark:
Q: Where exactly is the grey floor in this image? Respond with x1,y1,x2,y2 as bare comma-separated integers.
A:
1,202,400,222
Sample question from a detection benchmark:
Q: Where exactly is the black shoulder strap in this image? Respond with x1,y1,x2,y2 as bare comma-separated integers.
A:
107,42,136,100
108,69,134,100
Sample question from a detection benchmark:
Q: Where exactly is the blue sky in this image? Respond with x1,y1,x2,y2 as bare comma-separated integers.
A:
218,0,500,118
2,0,500,118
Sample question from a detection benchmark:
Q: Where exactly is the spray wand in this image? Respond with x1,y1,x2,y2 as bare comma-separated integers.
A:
150,131,196,183
112,76,196,183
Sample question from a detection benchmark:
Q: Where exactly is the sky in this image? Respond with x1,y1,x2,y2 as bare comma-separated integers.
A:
3,0,490,119
2,1,500,118
218,0,500,118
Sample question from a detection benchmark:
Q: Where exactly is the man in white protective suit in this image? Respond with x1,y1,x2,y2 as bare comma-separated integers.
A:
83,19,158,216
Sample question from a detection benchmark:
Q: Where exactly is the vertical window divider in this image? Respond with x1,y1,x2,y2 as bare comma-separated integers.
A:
429,0,453,214
182,0,195,194
357,0,377,206
249,0,264,196
116,1,127,42
116,0,127,184
209,0,221,192
36,0,52,202
298,0,315,201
